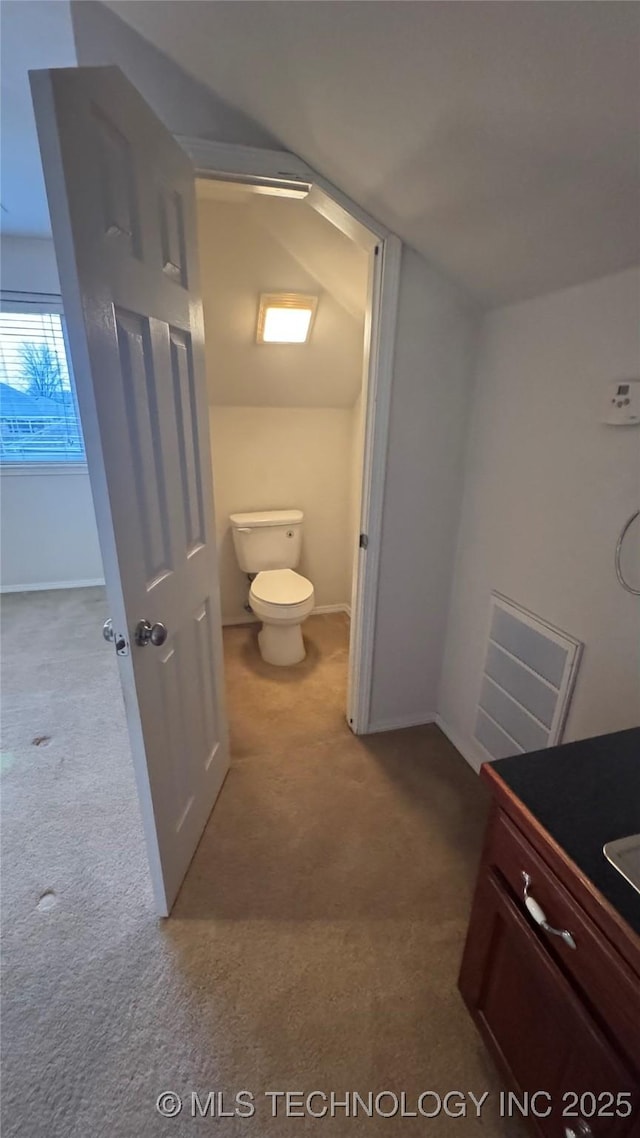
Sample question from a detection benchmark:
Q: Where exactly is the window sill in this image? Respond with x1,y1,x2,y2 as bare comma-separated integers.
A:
0,463,89,477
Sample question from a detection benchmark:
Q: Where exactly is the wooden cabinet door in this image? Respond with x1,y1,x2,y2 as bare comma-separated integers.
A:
459,870,639,1138
557,1052,640,1138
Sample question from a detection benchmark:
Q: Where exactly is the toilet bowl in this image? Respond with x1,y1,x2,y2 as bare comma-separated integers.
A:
249,568,314,666
229,509,314,666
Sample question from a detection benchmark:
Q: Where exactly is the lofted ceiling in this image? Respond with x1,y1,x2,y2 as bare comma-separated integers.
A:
196,181,368,409
106,0,640,307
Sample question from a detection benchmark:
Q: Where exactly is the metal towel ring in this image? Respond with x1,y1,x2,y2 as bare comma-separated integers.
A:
615,510,640,595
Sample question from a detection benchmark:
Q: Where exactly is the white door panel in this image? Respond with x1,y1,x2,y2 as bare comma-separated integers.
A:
31,66,229,915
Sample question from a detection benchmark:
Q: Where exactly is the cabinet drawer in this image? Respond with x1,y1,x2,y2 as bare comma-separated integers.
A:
487,808,640,1068
459,869,639,1138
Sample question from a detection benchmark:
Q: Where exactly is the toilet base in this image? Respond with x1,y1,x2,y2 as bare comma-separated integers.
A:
258,622,306,666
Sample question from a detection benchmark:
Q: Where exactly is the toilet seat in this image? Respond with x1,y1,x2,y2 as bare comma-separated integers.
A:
250,569,313,606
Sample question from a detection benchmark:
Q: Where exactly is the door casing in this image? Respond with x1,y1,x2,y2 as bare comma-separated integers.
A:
179,136,401,735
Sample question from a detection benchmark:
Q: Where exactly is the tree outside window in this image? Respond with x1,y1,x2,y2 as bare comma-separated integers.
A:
0,308,85,463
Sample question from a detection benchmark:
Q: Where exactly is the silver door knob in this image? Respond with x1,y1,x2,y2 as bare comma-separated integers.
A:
134,619,168,647
103,618,115,642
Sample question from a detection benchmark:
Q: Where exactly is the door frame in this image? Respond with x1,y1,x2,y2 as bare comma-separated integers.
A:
178,137,401,734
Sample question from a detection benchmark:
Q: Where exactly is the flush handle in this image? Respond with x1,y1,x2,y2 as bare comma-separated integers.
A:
522,872,576,949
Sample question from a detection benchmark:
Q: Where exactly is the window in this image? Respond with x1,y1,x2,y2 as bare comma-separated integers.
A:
0,295,85,465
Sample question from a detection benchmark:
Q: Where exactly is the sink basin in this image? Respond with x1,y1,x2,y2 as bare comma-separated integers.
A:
603,835,640,895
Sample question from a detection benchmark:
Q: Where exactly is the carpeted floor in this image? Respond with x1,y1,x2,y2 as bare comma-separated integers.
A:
1,591,523,1137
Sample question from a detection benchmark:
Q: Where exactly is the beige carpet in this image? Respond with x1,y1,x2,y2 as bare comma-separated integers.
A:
1,592,522,1137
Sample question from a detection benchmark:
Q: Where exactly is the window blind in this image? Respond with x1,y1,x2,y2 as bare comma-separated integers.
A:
0,308,85,463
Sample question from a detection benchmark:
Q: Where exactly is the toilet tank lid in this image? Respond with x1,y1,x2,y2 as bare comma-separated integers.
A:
229,509,303,529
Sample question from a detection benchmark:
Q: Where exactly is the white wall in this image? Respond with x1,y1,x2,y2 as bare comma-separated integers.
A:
71,1,277,147
0,468,102,590
1,235,61,294
0,0,77,237
210,407,353,622
439,267,640,759
0,236,103,590
198,193,366,622
369,248,480,731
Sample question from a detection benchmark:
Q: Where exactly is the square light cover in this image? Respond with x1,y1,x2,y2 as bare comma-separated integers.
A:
256,293,318,344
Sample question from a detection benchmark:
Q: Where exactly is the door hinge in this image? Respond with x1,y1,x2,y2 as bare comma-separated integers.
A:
359,533,369,550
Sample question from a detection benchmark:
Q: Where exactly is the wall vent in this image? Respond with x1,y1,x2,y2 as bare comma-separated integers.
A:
474,593,583,761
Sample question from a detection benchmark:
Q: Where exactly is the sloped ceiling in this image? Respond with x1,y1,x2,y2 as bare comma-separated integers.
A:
249,195,369,323
106,0,640,307
196,185,368,408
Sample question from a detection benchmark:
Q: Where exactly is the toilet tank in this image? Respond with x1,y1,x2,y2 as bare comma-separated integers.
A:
229,509,304,573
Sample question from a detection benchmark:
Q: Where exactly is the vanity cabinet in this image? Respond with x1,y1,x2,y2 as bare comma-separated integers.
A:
459,764,640,1138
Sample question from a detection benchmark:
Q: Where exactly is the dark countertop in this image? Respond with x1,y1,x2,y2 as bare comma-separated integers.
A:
492,728,640,938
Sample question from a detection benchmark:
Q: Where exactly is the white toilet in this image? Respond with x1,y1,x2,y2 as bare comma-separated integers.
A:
230,509,315,666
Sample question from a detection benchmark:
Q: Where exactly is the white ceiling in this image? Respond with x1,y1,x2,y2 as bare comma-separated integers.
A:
196,180,370,323
107,0,640,307
196,183,368,408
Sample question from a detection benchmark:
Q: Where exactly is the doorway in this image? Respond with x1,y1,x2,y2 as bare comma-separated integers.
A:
194,176,372,745
180,137,401,740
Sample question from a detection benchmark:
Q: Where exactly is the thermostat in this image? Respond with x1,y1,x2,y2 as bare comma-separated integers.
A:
603,379,640,425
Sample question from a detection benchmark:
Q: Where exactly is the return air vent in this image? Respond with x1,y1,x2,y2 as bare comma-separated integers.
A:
474,593,583,761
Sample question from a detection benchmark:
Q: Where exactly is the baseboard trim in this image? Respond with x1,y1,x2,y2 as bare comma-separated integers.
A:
314,603,351,617
365,712,436,734
435,715,484,774
222,613,257,627
222,603,351,628
1,578,105,594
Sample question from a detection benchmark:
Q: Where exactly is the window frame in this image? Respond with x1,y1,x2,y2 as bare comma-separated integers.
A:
0,290,88,475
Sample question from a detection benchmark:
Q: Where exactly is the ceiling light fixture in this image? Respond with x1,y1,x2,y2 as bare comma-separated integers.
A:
256,293,318,344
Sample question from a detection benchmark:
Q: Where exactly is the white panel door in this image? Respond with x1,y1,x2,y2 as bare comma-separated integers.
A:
30,66,229,915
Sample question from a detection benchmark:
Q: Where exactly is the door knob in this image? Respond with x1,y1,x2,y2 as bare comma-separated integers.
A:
103,618,114,642
134,619,168,647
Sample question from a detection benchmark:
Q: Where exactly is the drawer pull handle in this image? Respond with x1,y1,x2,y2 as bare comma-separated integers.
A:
521,872,576,949
565,1122,592,1137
